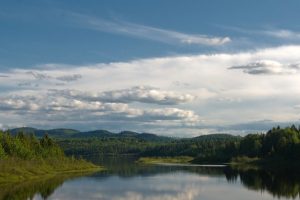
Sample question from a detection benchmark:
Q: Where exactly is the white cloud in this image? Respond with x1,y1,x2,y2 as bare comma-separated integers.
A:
48,173,208,200
1,45,300,135
56,74,82,82
0,94,200,126
0,74,9,78
0,95,41,111
50,86,196,105
27,71,51,80
70,12,230,46
294,105,300,109
25,71,82,83
229,60,300,75
221,26,300,41
144,108,200,123
263,29,300,40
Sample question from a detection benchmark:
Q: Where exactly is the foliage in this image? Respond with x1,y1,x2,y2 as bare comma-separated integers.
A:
0,170,98,200
0,131,63,160
58,134,240,159
6,125,300,165
0,130,100,184
238,125,300,159
194,125,300,164
137,156,193,164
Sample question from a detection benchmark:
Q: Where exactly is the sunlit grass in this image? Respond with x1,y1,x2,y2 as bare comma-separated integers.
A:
136,156,194,164
0,157,103,184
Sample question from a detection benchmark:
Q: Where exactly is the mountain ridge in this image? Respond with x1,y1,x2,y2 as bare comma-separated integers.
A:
9,127,173,142
8,127,239,142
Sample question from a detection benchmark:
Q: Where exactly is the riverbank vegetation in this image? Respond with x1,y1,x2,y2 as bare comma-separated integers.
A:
0,131,101,183
137,156,193,164
192,125,300,165
6,125,300,167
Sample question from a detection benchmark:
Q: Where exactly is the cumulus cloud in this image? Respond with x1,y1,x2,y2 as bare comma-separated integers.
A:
0,95,41,111
99,86,196,104
56,74,82,82
1,45,300,135
229,60,300,75
294,105,300,109
0,94,200,124
50,86,196,105
27,71,82,82
144,108,200,122
18,82,39,87
27,71,51,80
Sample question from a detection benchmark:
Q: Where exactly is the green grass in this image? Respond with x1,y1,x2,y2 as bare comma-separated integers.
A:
0,171,99,200
228,156,261,170
230,156,260,165
229,156,300,170
136,156,194,164
0,157,104,184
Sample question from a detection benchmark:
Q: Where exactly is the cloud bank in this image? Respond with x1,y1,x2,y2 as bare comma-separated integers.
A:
50,86,196,105
1,45,300,136
0,93,200,124
229,60,300,75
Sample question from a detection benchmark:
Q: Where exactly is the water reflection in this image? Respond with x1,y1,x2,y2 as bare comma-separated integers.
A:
225,167,300,199
1,156,300,200
0,175,71,200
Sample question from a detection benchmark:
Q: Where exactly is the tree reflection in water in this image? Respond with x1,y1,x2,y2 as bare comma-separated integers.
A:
224,167,300,199
0,173,94,200
2,156,300,200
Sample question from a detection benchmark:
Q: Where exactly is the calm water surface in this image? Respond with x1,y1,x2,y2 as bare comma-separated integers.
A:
1,156,300,200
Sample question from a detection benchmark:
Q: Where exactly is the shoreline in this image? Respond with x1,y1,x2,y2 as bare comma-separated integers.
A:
137,156,300,170
0,157,104,185
0,166,103,185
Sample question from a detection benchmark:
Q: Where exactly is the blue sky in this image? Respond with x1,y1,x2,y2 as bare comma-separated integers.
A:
1,0,300,136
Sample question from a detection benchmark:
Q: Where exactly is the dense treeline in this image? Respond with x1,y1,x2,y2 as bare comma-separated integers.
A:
194,125,300,163
60,137,163,156
9,127,242,162
140,134,240,158
59,125,300,165
58,134,241,161
6,125,300,165
0,131,63,160
237,125,300,159
0,130,99,183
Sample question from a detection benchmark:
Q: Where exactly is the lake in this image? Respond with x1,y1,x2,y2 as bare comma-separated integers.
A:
1,156,300,200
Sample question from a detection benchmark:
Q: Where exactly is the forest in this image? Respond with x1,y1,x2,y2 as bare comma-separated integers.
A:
58,125,300,165
0,131,100,183
5,125,300,166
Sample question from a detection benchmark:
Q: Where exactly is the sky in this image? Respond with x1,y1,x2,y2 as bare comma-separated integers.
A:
1,0,300,136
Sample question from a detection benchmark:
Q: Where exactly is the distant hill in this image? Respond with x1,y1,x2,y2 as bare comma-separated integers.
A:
8,127,243,158
8,127,173,142
10,127,80,138
136,133,171,142
74,130,114,138
9,127,239,143
192,134,241,141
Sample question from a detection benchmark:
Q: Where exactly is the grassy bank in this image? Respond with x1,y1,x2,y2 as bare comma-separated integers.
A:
229,156,300,170
229,156,260,165
136,156,194,164
0,157,103,184
0,170,100,200
0,131,104,184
